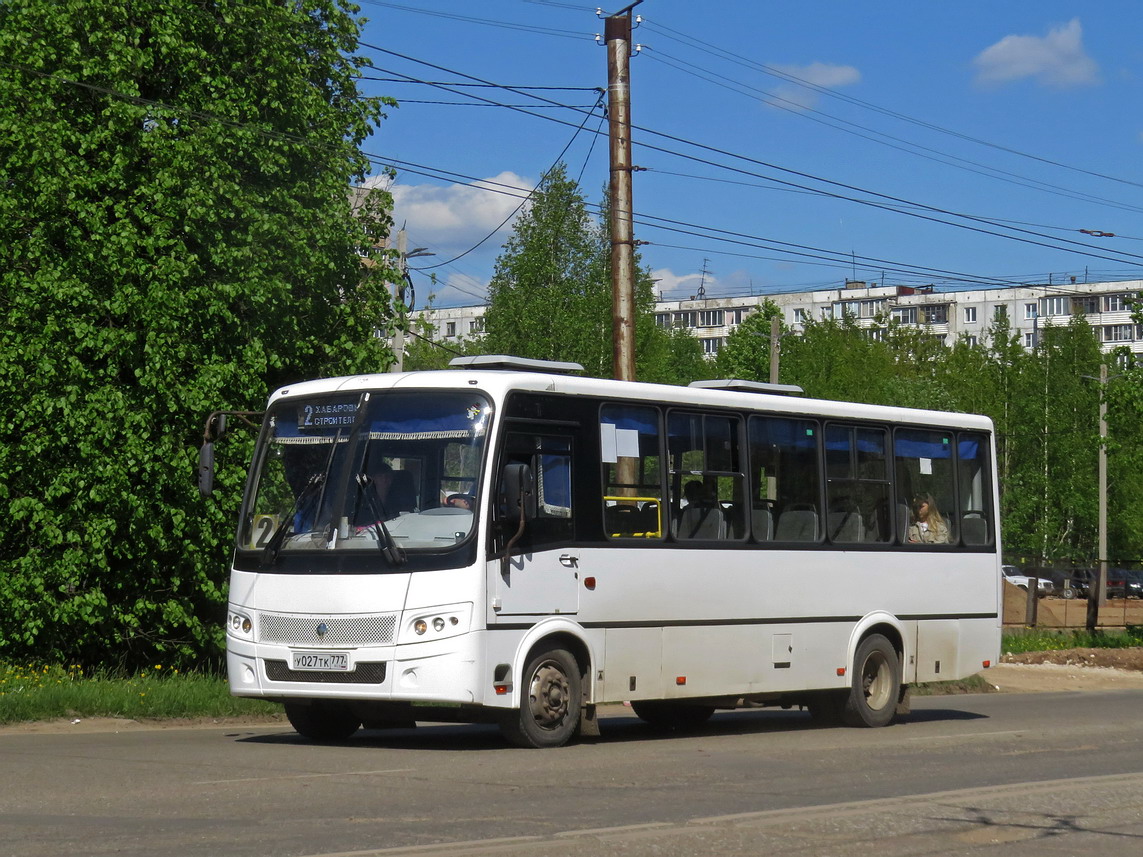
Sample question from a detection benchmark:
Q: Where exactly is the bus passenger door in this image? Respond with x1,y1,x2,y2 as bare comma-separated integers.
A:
489,432,579,619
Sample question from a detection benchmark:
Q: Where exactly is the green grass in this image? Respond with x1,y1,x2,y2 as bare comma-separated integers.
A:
0,663,280,726
1001,626,1143,654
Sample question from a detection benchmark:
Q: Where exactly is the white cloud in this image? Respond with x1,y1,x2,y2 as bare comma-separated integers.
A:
768,62,861,111
973,19,1099,88
651,267,719,300
388,171,533,248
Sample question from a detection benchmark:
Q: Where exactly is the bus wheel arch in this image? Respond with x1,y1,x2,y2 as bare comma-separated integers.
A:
500,634,589,748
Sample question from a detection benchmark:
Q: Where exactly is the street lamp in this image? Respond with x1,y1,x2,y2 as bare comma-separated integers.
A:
1081,364,1126,631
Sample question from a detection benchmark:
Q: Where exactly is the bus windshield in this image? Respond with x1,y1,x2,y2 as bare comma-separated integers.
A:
240,391,492,555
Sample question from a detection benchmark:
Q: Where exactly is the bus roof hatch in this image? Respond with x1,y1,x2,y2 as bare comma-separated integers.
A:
448,355,585,375
688,379,804,396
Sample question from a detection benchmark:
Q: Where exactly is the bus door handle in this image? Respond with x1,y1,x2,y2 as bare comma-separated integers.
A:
559,554,579,568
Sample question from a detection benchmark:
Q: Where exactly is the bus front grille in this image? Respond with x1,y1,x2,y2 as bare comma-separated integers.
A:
264,660,387,684
257,613,398,646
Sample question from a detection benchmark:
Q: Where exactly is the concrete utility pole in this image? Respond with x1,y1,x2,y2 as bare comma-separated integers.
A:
605,2,641,382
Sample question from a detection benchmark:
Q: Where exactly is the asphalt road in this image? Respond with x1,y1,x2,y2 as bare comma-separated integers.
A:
3,692,1143,857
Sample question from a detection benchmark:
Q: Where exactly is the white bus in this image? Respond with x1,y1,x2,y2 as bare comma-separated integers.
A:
219,355,1001,748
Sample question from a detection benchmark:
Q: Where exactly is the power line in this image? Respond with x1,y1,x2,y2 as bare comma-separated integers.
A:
640,17,1143,193
641,46,1143,216
359,48,1143,268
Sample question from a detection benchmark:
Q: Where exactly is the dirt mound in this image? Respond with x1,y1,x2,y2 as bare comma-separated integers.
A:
1002,647,1143,671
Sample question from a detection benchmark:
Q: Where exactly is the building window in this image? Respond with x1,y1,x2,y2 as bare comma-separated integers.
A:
1073,296,1099,315
1024,303,1038,320
994,305,1007,320
893,307,917,324
859,300,883,318
964,334,978,347
793,308,806,324
445,321,456,337
469,318,484,334
1103,324,1134,342
821,307,833,320
674,311,697,328
655,313,671,328
1041,296,1069,317
1104,294,1129,313
701,337,724,356
698,310,724,327
964,307,977,324
921,304,948,325
1023,332,1036,348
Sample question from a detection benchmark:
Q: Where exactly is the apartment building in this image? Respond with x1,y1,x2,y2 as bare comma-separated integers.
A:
412,278,1143,357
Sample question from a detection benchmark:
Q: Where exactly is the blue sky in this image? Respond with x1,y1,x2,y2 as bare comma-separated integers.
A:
352,1,1143,308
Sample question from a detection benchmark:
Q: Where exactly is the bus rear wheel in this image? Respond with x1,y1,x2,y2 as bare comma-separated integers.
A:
284,701,361,741
500,647,581,749
631,701,715,731
842,634,901,728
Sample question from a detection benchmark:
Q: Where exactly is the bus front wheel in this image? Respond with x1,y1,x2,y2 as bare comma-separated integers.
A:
500,647,581,749
842,634,901,728
284,701,361,742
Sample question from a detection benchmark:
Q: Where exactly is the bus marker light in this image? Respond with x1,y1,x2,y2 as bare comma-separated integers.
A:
584,577,596,590
836,668,846,676
414,620,427,635
982,660,991,668
433,617,445,632
675,676,686,686
494,685,509,695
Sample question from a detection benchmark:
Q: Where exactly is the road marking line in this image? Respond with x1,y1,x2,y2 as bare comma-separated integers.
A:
194,768,413,785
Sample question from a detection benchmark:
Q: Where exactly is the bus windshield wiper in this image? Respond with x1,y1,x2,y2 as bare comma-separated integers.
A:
260,472,325,568
356,472,407,566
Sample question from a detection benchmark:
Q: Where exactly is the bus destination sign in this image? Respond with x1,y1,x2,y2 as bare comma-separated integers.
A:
298,400,359,431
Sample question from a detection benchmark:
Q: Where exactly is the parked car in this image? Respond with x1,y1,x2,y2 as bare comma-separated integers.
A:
1001,565,1054,597
1107,569,1143,600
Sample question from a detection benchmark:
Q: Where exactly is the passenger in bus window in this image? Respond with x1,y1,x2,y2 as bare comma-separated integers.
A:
446,493,473,510
908,493,949,544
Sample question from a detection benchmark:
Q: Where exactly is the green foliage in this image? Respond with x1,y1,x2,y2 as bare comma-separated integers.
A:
0,0,398,669
481,164,690,382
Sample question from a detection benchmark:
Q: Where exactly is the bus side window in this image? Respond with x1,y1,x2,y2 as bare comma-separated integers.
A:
601,404,664,540
893,428,957,546
956,432,993,546
499,433,573,550
748,415,822,544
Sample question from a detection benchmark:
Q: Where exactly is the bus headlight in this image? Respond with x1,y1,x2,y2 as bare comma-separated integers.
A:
401,604,472,643
227,611,254,638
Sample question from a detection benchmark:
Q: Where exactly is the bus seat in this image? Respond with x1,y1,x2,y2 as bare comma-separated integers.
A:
961,513,987,545
828,504,864,543
752,505,774,541
677,502,725,540
896,503,910,541
776,505,818,541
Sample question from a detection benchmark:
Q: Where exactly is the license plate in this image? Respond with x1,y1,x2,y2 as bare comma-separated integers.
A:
291,651,349,671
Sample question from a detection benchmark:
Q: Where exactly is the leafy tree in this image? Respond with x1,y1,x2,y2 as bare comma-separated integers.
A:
482,165,679,382
0,0,397,669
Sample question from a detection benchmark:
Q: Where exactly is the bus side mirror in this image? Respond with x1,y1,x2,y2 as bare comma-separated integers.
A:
500,462,537,521
198,441,215,497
